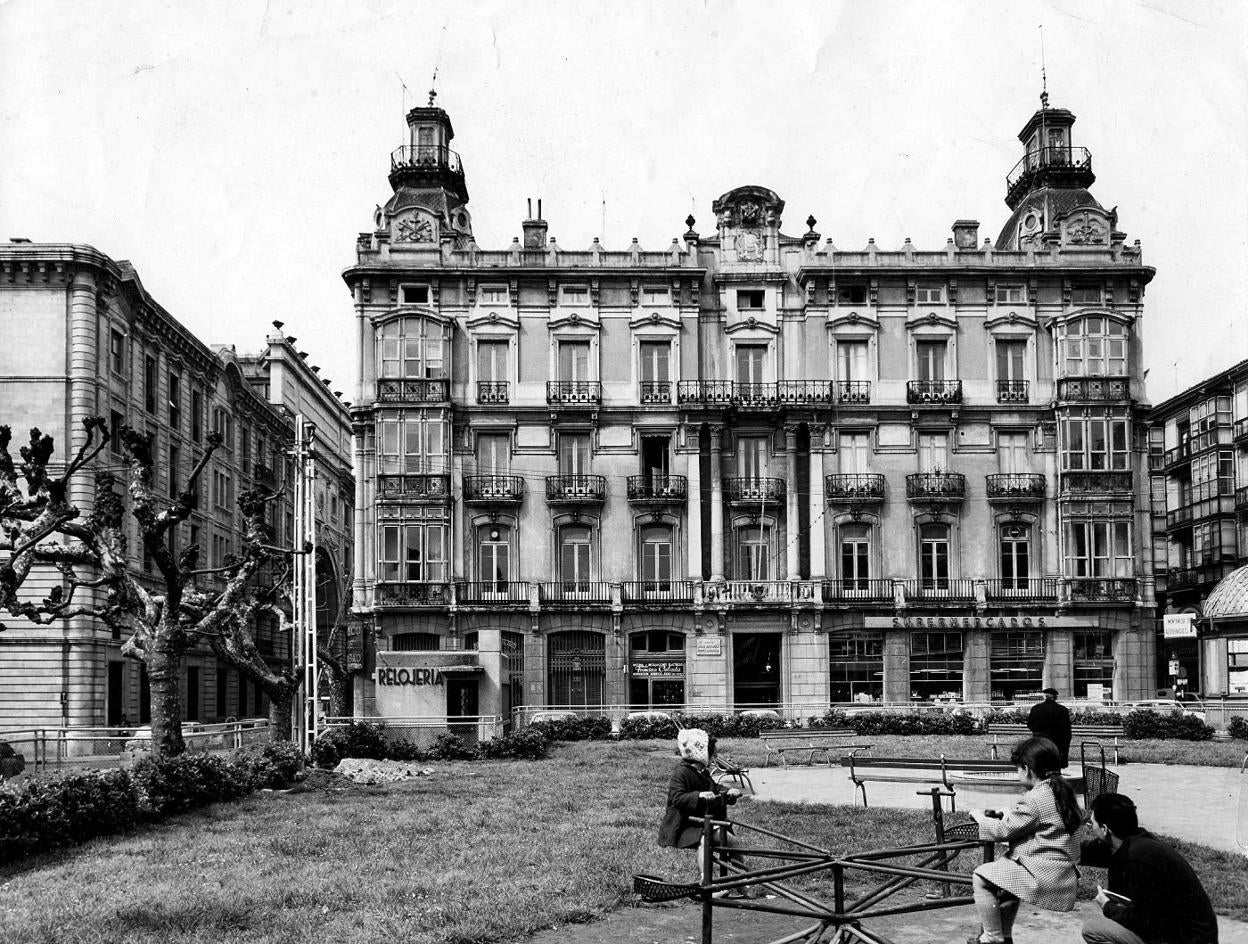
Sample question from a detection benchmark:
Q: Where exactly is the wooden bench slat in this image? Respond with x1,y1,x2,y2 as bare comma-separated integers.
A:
987,722,1125,763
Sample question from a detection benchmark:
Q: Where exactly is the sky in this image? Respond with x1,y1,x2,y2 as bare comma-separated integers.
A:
1,0,1245,406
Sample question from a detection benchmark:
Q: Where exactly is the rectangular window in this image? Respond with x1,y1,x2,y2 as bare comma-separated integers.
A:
638,341,670,384
476,340,509,382
995,284,1026,304
737,435,769,479
919,525,950,589
480,285,507,304
169,445,180,497
918,432,948,472
558,341,591,382
240,424,250,467
915,283,945,304
737,289,765,310
836,284,867,305
212,409,233,452
110,410,124,456
1071,283,1102,305
837,341,869,382
1062,413,1129,470
478,536,510,587
191,390,203,443
838,431,870,474
1061,317,1127,376
996,340,1026,382
475,433,511,474
1064,520,1133,578
559,527,593,586
915,340,946,382
378,413,447,474
840,529,871,588
399,284,430,305
380,523,447,582
1073,630,1114,699
736,525,770,580
641,533,673,587
735,345,767,384
641,286,670,305
990,632,1045,701
909,632,964,701
828,631,884,703
1227,639,1248,695
168,372,181,431
999,525,1031,588
144,355,157,413
560,285,589,305
558,433,591,476
110,329,126,375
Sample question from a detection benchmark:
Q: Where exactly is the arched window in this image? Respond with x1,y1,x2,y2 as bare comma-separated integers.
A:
377,318,447,379
999,522,1032,591
477,524,510,590
919,523,950,590
548,631,605,707
1059,317,1128,377
640,525,673,589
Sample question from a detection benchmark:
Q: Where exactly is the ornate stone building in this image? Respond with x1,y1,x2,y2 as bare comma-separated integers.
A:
346,94,1157,724
0,244,350,728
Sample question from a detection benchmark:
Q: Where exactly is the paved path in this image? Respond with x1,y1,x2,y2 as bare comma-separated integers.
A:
749,761,1248,856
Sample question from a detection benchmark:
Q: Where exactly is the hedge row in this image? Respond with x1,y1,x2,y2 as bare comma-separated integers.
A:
310,723,550,768
0,741,303,864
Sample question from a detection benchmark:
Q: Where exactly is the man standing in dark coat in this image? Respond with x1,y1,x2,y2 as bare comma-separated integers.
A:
1028,687,1072,767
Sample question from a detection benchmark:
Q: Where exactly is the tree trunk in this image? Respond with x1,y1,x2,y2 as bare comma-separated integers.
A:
147,642,185,757
266,684,294,743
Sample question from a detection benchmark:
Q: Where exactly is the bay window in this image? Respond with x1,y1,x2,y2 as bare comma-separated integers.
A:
378,318,448,379
1060,317,1127,376
1064,519,1132,578
1061,411,1129,470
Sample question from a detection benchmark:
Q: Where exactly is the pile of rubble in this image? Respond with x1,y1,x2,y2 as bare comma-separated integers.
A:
332,758,435,785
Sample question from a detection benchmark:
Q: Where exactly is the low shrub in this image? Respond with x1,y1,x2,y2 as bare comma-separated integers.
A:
231,741,305,789
478,728,551,760
311,721,389,768
675,712,773,739
1122,709,1214,741
986,707,1122,727
1229,716,1248,740
131,752,251,816
618,715,680,740
844,710,980,737
808,710,849,729
528,716,613,742
424,734,479,761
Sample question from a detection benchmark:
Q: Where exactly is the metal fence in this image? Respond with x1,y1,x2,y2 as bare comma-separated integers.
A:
0,719,272,773
321,716,505,748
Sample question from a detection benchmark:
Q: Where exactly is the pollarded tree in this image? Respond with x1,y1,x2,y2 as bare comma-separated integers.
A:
0,418,304,756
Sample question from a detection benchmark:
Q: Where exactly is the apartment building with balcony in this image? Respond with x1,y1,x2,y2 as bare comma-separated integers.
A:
1147,357,1248,695
0,243,308,729
346,94,1157,722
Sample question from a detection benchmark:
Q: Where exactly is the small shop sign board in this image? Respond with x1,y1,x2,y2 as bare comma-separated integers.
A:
695,637,722,657
631,661,684,678
1163,613,1196,639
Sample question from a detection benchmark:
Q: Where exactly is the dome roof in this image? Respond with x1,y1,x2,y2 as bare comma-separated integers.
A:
995,186,1103,250
1204,564,1248,619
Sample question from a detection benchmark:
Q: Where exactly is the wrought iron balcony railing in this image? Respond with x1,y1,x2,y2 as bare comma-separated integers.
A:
1066,577,1137,604
836,380,871,404
996,380,1029,404
985,473,1046,501
476,381,510,404
539,581,613,604
734,382,779,409
776,381,834,406
906,380,963,405
546,381,602,406
378,378,450,403
621,580,696,604
462,474,524,504
378,474,451,502
821,579,894,603
1165,564,1238,593
375,581,452,607
545,474,607,504
825,474,886,503
724,477,785,503
1056,376,1129,402
1059,471,1133,495
1005,146,1093,206
253,462,276,485
626,475,688,503
906,472,966,501
677,380,734,407
983,578,1059,602
390,144,463,176
455,581,531,605
639,381,672,404
903,579,977,601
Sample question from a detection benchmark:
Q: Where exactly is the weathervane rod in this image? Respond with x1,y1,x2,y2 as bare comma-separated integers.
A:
1039,24,1048,105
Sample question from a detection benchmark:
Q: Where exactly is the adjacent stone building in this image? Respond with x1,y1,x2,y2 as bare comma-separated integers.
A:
0,243,352,728
1147,358,1248,695
345,93,1158,724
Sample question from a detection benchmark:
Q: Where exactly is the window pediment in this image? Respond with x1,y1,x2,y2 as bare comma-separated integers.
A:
371,308,455,330
628,312,682,332
724,319,779,337
548,312,601,332
466,311,520,332
906,311,958,331
827,312,880,334
985,312,1039,333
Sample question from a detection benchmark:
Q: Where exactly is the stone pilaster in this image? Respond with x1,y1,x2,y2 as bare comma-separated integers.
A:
1045,629,1074,696
963,629,991,703
883,630,910,703
709,425,725,581
784,425,799,579
686,441,702,579
808,447,826,578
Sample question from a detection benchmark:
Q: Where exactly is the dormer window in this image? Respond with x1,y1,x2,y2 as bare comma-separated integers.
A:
837,284,867,305
995,284,1026,304
400,284,430,306
915,283,945,305
737,289,765,310
641,286,669,305
561,285,590,305
1071,283,1102,306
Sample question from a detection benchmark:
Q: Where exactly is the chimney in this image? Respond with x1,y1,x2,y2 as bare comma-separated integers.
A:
522,198,548,250
951,220,980,250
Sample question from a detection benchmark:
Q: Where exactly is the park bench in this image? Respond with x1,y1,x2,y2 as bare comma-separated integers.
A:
758,727,869,767
986,722,1126,764
843,754,1018,809
711,754,755,794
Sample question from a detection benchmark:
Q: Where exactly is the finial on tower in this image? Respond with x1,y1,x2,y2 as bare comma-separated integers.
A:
428,87,437,107
1039,24,1049,108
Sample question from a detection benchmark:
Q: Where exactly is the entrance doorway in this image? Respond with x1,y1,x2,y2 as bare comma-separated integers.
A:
447,677,480,741
733,633,781,707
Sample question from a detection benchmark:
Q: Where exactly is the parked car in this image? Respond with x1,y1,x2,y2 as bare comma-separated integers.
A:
1112,699,1207,721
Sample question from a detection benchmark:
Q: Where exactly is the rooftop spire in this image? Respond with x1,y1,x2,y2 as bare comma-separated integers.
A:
1039,24,1049,108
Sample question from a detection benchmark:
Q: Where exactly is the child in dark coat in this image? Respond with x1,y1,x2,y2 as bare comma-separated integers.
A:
657,728,744,883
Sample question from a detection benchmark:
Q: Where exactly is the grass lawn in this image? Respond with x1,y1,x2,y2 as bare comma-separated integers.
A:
721,734,1248,768
0,740,1244,944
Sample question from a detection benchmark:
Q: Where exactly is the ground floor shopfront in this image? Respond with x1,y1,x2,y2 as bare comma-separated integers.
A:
363,606,1157,721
